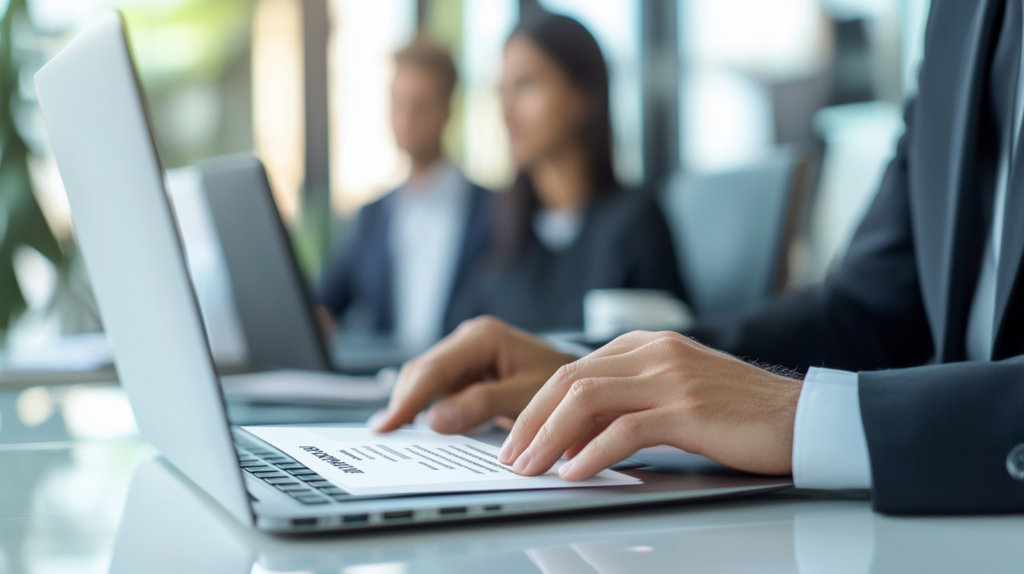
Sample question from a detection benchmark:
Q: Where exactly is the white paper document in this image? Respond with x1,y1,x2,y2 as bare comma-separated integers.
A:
241,426,642,496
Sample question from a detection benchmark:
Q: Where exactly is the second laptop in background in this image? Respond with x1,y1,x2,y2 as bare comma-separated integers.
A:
180,154,419,375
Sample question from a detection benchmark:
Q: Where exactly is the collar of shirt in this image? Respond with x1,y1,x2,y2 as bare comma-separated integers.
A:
394,159,466,205
533,208,584,252
388,160,471,348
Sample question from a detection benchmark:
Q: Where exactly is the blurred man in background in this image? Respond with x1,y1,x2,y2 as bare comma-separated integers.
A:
318,36,491,350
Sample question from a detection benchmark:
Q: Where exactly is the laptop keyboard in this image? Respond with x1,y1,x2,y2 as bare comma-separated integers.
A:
234,433,352,505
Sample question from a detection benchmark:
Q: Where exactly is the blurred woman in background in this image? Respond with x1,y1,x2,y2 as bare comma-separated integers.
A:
445,11,687,334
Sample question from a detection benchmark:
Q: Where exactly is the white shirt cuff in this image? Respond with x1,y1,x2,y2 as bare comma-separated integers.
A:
792,367,873,489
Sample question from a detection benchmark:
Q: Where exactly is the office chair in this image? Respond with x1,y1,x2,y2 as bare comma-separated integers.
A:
662,149,807,318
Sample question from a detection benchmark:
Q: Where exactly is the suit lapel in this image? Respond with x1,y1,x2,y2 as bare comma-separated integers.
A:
927,0,1002,361
376,194,395,331
995,130,1024,354
447,186,489,293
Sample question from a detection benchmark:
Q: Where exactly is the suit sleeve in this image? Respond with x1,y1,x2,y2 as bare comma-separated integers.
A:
860,359,1024,514
318,208,371,316
688,101,934,373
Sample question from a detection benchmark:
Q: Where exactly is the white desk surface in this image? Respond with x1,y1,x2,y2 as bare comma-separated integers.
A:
0,384,1022,574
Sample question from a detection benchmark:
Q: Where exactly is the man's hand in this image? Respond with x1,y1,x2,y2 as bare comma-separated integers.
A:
497,331,803,480
371,317,576,434
315,306,337,341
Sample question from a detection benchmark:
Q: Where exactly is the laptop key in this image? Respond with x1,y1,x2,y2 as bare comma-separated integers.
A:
275,463,305,470
306,480,332,488
318,486,346,495
298,474,326,482
240,462,269,468
265,477,300,485
295,495,329,505
243,466,275,473
278,484,312,492
253,471,288,479
287,469,317,476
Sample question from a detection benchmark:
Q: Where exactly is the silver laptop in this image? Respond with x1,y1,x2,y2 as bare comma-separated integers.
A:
35,12,791,533
111,457,808,573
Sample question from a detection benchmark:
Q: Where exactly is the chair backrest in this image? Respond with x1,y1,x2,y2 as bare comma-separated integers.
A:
662,149,804,318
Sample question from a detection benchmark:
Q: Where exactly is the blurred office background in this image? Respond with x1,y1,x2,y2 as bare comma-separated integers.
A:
0,0,931,355
0,4,928,567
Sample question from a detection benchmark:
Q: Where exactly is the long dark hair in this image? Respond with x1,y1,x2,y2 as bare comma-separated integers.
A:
494,11,616,261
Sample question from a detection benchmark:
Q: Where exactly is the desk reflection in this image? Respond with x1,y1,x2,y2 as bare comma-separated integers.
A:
0,449,70,574
106,456,1024,574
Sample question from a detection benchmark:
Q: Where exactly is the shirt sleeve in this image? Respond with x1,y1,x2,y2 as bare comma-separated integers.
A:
792,367,873,489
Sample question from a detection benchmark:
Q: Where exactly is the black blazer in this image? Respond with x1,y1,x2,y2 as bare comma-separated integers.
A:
690,0,1024,514
446,188,688,333
319,183,492,335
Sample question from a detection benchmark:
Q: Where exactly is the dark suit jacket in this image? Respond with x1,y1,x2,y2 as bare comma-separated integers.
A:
318,182,492,335
446,188,688,333
690,0,1024,514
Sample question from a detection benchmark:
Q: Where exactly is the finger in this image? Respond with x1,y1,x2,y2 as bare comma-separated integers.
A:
558,409,671,481
493,416,516,430
565,419,611,459
373,319,503,432
513,377,656,476
425,373,542,434
366,409,390,429
558,334,700,459
586,330,693,360
532,332,693,402
501,343,668,464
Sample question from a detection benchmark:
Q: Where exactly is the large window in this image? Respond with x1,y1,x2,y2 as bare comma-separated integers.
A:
680,0,828,173
328,0,416,214
461,0,518,188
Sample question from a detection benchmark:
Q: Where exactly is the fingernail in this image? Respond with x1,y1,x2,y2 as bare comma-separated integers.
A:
513,448,532,474
559,460,575,479
499,434,514,462
368,409,389,431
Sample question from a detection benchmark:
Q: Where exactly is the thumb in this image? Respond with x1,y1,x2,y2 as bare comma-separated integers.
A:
426,374,543,434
